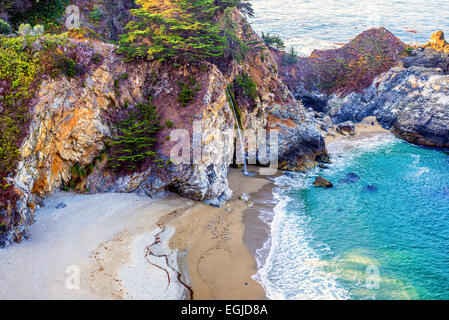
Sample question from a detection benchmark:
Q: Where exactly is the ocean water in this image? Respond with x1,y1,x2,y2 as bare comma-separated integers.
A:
257,135,449,300
249,0,449,55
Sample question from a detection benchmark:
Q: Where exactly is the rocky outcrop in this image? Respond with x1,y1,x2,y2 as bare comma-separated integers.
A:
423,31,449,54
328,47,449,148
336,121,356,136
313,176,333,188
1,9,326,246
274,27,407,104
277,28,449,149
371,65,449,148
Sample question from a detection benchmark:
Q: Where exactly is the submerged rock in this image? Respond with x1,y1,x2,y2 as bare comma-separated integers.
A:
363,185,379,193
313,176,333,188
339,173,361,184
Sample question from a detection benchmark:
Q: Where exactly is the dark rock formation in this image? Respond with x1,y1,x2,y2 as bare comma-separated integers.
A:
336,121,356,136
313,176,333,188
276,28,449,149
338,173,360,184
363,185,379,193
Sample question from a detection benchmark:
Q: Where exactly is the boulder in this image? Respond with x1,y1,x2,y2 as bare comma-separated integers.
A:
336,121,356,136
339,173,361,184
424,31,449,53
313,176,333,188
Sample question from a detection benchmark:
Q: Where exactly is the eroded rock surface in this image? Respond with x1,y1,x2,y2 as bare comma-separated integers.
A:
276,28,449,149
1,10,326,246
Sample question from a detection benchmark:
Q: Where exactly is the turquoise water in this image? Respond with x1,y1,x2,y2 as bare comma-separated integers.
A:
258,135,449,300
249,0,449,55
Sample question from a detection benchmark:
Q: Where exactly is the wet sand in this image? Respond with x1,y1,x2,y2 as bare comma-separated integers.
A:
168,166,277,300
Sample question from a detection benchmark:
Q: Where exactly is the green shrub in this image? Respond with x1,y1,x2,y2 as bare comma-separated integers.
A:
0,19,12,35
234,72,257,101
0,37,41,193
178,78,201,107
261,32,285,50
90,5,104,23
9,0,69,30
118,0,254,62
107,98,163,171
53,54,77,77
282,47,299,65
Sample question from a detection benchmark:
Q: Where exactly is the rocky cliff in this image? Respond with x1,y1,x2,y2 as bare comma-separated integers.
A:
276,28,449,149
0,8,326,246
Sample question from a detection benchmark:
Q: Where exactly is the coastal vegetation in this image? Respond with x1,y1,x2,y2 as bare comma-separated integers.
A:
8,0,69,32
0,37,42,210
118,0,255,62
107,98,163,172
0,33,77,212
281,47,299,65
261,32,285,49
178,77,201,107
0,19,12,34
234,72,258,102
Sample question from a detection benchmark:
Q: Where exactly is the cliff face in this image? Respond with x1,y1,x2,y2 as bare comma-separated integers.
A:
0,9,326,246
276,28,449,149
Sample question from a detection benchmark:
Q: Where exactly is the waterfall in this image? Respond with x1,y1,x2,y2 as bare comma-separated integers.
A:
226,88,249,176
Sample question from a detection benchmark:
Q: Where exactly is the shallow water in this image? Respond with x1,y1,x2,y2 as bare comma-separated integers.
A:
249,0,449,55
258,135,449,300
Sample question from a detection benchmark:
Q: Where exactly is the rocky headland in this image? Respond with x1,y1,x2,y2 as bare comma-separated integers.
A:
275,28,449,149
0,2,325,247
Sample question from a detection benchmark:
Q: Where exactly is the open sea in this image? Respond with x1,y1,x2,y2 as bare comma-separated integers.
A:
255,135,449,300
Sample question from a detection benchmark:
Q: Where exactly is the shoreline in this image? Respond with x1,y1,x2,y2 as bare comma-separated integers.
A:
0,167,275,300
0,125,393,300
167,166,276,300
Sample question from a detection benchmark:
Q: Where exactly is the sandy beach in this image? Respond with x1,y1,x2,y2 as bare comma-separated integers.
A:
168,166,275,300
0,166,274,300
